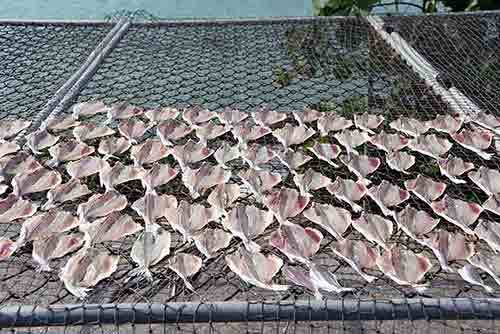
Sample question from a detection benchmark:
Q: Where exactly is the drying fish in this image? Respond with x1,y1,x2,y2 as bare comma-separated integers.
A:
317,115,353,136
130,223,171,280
195,122,231,145
483,194,500,216
292,107,323,126
309,264,354,294
252,108,287,126
156,119,194,146
43,179,91,210
273,124,315,148
240,144,275,170
12,167,62,198
339,154,380,185
423,230,474,271
226,247,288,291
182,163,231,199
354,113,384,134
352,213,393,250
452,128,493,160
72,101,108,119
408,134,453,160
0,239,16,260
376,246,432,291
293,169,331,196
0,141,19,159
77,191,128,224
473,112,500,136
370,131,409,153
367,181,409,217
331,239,379,282
437,156,474,184
79,212,142,247
73,123,115,142
475,220,500,253
131,138,169,166
468,166,500,196
431,195,483,235
145,107,179,124
60,248,119,299
270,222,323,265
214,142,240,168
308,143,341,168
26,130,59,155
216,107,249,125
389,117,429,138
141,163,178,194
430,114,463,134
239,169,282,199
283,266,321,299
182,106,217,125
334,129,371,154
33,233,84,272
118,118,150,144
107,103,144,123
276,148,312,172
171,140,214,170
263,187,309,224
66,157,109,179
193,228,232,259
468,252,500,287
458,264,494,293
17,210,78,244
232,121,271,143
303,203,351,240
43,115,80,132
207,183,241,216
97,137,131,160
326,177,367,213
404,175,447,205
394,206,440,241
48,140,95,167
132,194,177,224
167,253,203,291
0,184,8,195
0,120,31,141
164,200,220,243
100,162,144,191
222,205,274,252
385,151,415,174
0,195,37,223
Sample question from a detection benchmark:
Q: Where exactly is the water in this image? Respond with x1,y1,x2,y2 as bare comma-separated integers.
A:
0,0,312,20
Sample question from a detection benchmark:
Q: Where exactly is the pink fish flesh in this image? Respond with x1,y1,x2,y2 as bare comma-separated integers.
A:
43,179,91,210
385,151,415,174
330,239,379,282
326,177,367,212
367,180,409,217
270,222,323,265
404,175,447,205
18,210,78,244
339,154,380,185
97,137,131,160
182,163,231,199
77,190,128,224
26,130,59,155
430,195,482,235
130,139,170,166
303,202,351,240
317,115,353,136
352,213,394,250
272,124,316,148
354,113,384,134
452,128,493,160
308,143,341,168
0,120,32,140
156,119,194,146
437,156,474,184
12,167,62,197
263,187,310,224
72,101,108,119
182,106,217,125
118,118,150,144
48,140,95,167
66,157,110,179
33,233,84,272
73,123,115,142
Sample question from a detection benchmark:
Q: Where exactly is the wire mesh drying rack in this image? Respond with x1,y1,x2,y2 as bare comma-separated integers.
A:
1,10,500,334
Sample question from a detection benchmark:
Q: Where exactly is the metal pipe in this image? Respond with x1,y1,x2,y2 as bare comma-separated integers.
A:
0,19,114,27
1,298,500,327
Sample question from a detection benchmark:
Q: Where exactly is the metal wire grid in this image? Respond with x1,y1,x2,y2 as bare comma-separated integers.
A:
384,12,500,116
0,24,113,121
1,13,500,333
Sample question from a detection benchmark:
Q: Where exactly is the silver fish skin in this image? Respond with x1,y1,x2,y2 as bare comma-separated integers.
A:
207,183,241,216
483,194,500,216
73,123,115,142
367,180,410,217
0,194,38,224
0,141,20,159
77,190,128,224
47,140,95,167
156,119,194,146
43,179,91,211
79,212,142,247
251,108,287,126
17,210,79,245
141,163,179,194
421,229,474,272
182,106,217,125
293,169,331,196
118,118,151,144
107,103,144,123
226,247,288,291
404,175,447,205
468,166,500,196
214,142,240,168
457,264,494,293
437,156,474,184
132,193,177,224
389,117,429,138
130,139,170,166
317,115,353,136
385,151,415,174
468,252,500,288
272,124,316,148
452,128,493,160
354,113,384,134
431,195,483,235
326,177,367,213
475,219,500,253
26,130,59,155
99,162,145,191
292,107,323,126
263,187,310,224
33,233,84,272
270,222,323,265
309,264,354,293
276,148,312,173
352,213,394,250
66,157,110,179
339,154,381,185
72,101,108,120
130,223,171,281
0,120,31,141
145,107,179,125
171,139,214,170
216,107,249,126
334,129,371,154
193,228,232,259
331,239,379,282
473,112,500,136
59,248,119,299
303,203,352,240
308,143,341,168
222,204,274,253
43,115,80,132
0,184,8,195
0,238,17,261
238,169,282,200
283,266,322,299
98,137,132,160
0,152,43,177
12,167,62,198
168,253,203,291
182,163,231,199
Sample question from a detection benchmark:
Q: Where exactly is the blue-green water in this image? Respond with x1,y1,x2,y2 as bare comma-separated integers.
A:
0,0,312,20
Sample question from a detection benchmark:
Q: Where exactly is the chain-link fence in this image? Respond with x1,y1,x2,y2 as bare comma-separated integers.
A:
1,11,500,334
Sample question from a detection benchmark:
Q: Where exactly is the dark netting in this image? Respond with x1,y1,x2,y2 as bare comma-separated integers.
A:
1,13,500,334
384,11,500,116
0,23,112,121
